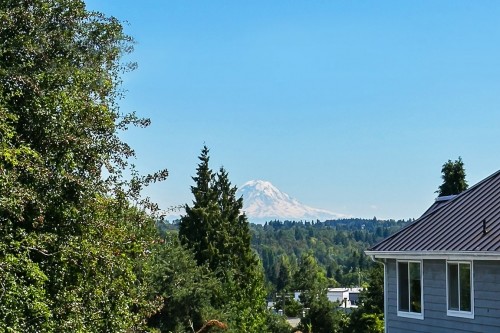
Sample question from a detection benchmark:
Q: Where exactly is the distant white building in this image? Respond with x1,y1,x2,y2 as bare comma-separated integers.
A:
271,288,363,318
327,287,363,308
290,287,363,308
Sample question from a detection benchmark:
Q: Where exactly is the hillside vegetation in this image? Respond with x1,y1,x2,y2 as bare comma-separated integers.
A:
251,218,409,289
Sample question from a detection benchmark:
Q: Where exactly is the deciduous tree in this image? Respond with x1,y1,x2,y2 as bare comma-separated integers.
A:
147,234,224,333
0,1,166,330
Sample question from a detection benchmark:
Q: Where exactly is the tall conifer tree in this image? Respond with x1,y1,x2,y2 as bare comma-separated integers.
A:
179,147,268,333
179,146,218,268
215,167,256,276
437,157,468,196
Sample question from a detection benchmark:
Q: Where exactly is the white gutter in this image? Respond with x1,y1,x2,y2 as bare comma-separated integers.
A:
365,251,500,261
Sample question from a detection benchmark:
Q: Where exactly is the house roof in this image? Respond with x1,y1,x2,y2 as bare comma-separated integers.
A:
369,170,500,253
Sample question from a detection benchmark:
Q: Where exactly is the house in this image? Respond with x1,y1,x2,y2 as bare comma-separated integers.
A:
365,170,500,333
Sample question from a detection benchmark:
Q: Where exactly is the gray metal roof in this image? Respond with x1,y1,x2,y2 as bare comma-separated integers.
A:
370,170,500,252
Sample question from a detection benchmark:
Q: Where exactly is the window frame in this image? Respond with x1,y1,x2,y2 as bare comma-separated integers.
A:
396,259,424,320
446,260,474,319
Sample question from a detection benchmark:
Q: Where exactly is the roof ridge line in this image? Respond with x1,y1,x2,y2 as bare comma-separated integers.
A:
368,169,500,252
415,169,500,221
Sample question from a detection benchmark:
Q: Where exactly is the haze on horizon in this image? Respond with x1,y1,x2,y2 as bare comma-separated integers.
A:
86,0,500,220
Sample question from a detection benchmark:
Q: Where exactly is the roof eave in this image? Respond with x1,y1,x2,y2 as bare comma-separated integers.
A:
365,250,500,261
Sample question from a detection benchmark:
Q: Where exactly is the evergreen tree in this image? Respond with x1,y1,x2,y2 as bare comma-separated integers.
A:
179,145,218,268
347,264,385,333
295,254,341,333
276,256,292,292
360,264,384,313
437,157,468,196
179,147,268,333
294,253,327,308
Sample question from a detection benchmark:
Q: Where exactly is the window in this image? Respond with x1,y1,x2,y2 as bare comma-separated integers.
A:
397,260,423,319
447,261,473,318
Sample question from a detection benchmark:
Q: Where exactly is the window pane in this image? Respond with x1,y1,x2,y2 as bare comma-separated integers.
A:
409,262,421,313
398,262,409,311
459,264,471,312
448,263,459,310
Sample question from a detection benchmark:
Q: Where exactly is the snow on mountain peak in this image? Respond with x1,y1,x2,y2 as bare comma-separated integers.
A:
237,180,345,224
240,180,291,202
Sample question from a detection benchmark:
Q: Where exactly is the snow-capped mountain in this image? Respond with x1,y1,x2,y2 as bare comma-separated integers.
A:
237,180,345,224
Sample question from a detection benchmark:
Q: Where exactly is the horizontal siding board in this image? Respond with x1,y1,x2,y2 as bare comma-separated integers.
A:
388,318,488,333
423,300,444,312
424,286,443,298
388,319,491,333
474,289,500,300
474,300,500,316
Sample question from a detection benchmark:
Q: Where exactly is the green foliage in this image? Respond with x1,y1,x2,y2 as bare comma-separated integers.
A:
147,233,224,333
252,219,407,290
265,311,292,333
179,147,269,333
347,311,384,333
0,249,52,332
437,157,468,196
179,146,217,269
161,215,401,332
294,254,327,308
346,264,385,333
222,272,267,333
359,264,384,313
254,224,392,333
294,253,344,333
305,303,350,333
0,0,166,331
276,255,292,292
283,298,302,317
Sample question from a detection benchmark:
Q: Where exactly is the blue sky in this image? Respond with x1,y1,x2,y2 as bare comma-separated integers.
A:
86,0,500,220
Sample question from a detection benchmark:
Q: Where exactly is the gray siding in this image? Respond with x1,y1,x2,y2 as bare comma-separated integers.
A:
386,259,500,333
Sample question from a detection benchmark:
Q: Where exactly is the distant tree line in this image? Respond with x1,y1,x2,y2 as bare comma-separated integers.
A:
251,218,408,290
